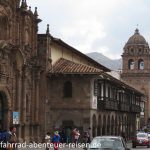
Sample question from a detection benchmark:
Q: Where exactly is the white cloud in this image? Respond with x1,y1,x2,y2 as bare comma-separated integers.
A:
61,18,106,53
27,0,150,59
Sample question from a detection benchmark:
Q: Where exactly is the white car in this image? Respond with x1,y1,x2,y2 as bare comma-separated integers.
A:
87,136,130,150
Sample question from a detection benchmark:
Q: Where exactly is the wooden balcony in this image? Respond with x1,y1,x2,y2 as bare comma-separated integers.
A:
130,105,141,113
97,96,141,113
105,99,118,110
119,103,130,112
97,97,118,111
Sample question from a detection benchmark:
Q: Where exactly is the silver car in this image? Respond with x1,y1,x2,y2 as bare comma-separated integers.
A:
87,136,130,150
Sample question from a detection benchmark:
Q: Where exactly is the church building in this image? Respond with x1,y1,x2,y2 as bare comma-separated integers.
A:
0,0,145,141
121,28,149,126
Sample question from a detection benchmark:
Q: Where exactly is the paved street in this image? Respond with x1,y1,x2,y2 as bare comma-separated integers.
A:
18,144,83,150
127,142,150,150
17,142,150,150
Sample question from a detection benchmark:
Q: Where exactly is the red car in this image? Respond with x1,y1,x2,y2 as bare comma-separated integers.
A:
132,133,150,148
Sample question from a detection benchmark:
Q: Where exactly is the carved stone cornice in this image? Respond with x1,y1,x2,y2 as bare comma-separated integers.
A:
121,72,150,77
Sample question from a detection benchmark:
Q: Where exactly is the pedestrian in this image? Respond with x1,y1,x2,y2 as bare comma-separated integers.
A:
52,131,60,150
72,128,80,144
120,132,127,143
83,131,90,144
59,129,66,143
74,129,80,144
87,127,91,143
45,132,51,150
66,128,71,144
7,125,18,150
0,129,9,150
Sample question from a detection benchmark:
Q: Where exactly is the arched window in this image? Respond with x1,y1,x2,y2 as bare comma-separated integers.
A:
128,59,134,70
138,59,144,70
64,81,72,97
130,49,134,53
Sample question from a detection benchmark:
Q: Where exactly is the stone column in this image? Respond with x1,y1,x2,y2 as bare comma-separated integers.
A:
35,71,40,123
21,66,27,141
34,70,40,142
22,68,27,123
16,70,22,141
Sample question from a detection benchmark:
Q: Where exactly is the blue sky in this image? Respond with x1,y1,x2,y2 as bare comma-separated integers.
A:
27,0,150,59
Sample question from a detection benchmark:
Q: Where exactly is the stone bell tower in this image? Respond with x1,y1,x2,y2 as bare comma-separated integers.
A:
121,28,150,125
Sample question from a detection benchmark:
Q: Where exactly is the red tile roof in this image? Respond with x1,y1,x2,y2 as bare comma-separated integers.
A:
49,58,102,74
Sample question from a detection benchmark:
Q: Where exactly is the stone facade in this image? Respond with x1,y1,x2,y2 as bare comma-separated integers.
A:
0,0,109,141
0,0,43,142
121,28,149,126
0,1,144,142
47,74,141,139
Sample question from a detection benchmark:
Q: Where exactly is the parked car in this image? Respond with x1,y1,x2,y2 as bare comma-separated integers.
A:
132,132,150,148
147,132,150,138
87,136,130,150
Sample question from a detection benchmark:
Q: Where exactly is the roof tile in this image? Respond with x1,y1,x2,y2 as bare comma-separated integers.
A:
49,58,102,74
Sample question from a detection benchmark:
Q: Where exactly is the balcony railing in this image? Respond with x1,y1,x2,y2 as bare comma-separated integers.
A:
130,105,141,113
105,99,118,110
97,97,141,113
97,97,118,111
119,103,130,112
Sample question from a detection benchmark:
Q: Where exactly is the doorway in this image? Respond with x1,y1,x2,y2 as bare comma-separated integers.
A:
0,92,7,130
62,120,74,143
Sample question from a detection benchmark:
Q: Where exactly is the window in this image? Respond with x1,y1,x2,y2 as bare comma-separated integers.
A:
97,83,102,97
128,59,134,70
131,49,134,53
138,59,144,70
64,81,72,97
108,86,111,98
94,80,98,96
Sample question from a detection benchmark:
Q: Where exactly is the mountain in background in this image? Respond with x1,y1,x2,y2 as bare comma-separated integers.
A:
86,52,122,70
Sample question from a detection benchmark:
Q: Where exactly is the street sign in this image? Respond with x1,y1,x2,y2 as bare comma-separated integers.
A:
13,111,19,125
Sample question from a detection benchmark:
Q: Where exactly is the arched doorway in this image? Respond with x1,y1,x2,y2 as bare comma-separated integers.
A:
102,115,106,135
97,115,101,136
62,120,74,143
115,116,118,135
92,114,97,137
0,92,8,130
111,116,114,135
118,116,121,135
107,115,110,135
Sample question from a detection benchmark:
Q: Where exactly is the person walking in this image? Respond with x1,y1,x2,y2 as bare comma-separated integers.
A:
120,132,127,143
66,128,71,144
52,131,60,150
83,131,90,144
74,129,80,144
7,125,18,150
87,127,91,143
45,132,51,150
72,128,80,145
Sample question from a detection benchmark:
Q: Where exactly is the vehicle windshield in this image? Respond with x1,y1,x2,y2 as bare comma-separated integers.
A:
137,133,148,138
89,137,124,149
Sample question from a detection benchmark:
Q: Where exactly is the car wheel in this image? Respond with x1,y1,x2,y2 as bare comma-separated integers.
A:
147,145,150,148
132,144,136,148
